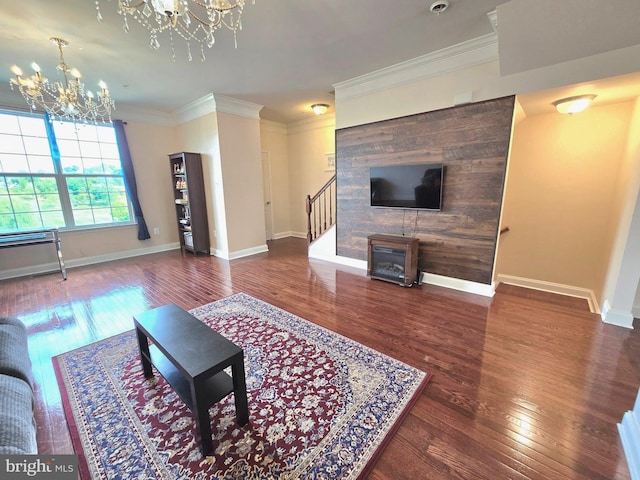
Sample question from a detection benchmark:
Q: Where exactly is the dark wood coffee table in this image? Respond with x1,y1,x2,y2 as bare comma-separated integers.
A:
133,303,249,456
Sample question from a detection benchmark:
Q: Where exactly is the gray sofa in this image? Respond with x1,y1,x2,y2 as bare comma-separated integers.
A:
0,316,37,454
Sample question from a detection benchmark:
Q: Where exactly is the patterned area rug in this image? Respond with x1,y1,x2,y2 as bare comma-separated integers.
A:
53,293,430,479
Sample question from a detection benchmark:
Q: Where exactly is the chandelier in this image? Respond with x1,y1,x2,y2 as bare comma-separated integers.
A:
9,37,114,124
95,0,255,61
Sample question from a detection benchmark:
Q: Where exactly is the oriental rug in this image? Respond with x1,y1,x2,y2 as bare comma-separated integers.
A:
53,293,430,480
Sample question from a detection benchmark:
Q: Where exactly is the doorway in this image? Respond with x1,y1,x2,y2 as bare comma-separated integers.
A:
261,152,274,241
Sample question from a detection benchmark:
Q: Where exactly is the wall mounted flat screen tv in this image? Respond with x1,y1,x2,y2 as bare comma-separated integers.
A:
370,163,443,210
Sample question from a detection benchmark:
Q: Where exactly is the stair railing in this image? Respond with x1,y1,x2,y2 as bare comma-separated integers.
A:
306,174,336,244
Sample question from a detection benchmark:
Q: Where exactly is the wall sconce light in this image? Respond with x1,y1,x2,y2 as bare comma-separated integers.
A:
311,103,329,115
553,94,596,114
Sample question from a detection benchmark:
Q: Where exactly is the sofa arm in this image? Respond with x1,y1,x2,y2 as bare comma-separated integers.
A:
0,374,37,454
0,316,33,388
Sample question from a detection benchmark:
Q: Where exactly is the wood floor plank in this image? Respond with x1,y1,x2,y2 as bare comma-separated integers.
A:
0,237,637,479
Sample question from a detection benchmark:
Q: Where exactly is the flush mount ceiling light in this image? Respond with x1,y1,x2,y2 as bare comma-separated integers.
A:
311,104,329,115
95,0,255,61
553,94,597,114
430,0,449,14
9,37,114,124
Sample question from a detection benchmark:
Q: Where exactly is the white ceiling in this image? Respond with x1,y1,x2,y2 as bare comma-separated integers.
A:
0,0,639,124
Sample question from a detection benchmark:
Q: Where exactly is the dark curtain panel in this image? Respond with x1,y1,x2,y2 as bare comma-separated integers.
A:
113,120,151,240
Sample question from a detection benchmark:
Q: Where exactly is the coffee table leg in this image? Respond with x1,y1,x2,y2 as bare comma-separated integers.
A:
135,326,153,378
232,358,249,426
191,380,214,456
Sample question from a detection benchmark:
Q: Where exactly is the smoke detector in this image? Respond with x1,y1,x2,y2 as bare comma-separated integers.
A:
430,0,449,14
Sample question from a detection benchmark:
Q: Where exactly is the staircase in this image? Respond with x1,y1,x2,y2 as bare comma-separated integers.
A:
306,174,336,245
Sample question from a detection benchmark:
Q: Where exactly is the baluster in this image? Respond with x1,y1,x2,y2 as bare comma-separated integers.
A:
306,194,312,244
329,184,333,226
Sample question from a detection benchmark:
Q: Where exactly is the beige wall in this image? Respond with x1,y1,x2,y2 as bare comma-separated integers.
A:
176,112,222,252
217,111,266,254
0,119,178,276
496,101,634,301
260,121,292,238
177,109,267,257
287,115,336,236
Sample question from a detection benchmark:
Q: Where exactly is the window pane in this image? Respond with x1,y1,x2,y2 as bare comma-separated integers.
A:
57,139,81,156
12,194,38,213
0,114,20,134
0,195,11,214
0,214,17,231
90,191,110,208
6,176,34,195
18,116,47,137
100,143,119,158
69,192,90,208
51,121,78,140
112,206,130,222
37,194,62,211
73,208,95,226
79,141,102,159
16,212,42,230
27,155,56,174
104,159,123,175
110,191,128,207
0,154,29,173
93,208,113,223
61,157,83,174
76,125,98,142
83,157,104,174
87,177,108,192
24,136,50,156
0,134,26,154
41,211,64,227
33,177,58,194
97,126,116,143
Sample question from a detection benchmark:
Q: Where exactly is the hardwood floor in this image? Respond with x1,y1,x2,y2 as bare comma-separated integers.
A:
1,237,638,479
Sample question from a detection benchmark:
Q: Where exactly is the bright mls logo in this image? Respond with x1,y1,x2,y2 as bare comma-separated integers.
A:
1,455,77,480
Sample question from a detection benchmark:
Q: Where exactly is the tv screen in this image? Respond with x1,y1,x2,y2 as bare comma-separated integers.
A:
370,163,443,210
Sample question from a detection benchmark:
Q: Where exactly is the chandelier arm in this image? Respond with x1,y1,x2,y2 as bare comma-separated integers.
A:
55,41,73,100
120,0,147,11
188,10,223,28
190,0,240,13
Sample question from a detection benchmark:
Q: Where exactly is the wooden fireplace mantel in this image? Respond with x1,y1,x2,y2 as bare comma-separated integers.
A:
367,234,419,287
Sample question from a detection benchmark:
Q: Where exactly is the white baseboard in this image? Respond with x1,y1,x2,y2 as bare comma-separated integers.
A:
633,305,640,319
422,272,495,297
214,244,269,260
0,242,181,281
618,388,640,480
496,274,600,314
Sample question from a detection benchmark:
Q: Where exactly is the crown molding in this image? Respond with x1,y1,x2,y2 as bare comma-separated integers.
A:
333,33,498,101
174,94,215,124
260,119,288,135
287,112,336,135
174,93,263,124
213,94,263,119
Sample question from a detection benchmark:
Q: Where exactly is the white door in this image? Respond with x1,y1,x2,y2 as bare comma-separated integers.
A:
261,152,274,241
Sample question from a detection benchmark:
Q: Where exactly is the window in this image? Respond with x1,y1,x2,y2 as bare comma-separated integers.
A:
0,111,132,232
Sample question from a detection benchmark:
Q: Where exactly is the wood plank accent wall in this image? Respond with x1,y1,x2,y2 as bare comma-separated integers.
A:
335,96,515,285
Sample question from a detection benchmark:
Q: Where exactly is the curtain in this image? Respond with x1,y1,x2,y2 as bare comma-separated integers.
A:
113,120,151,240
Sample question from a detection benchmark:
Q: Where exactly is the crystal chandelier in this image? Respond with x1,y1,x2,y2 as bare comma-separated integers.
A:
9,37,114,124
95,0,255,61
